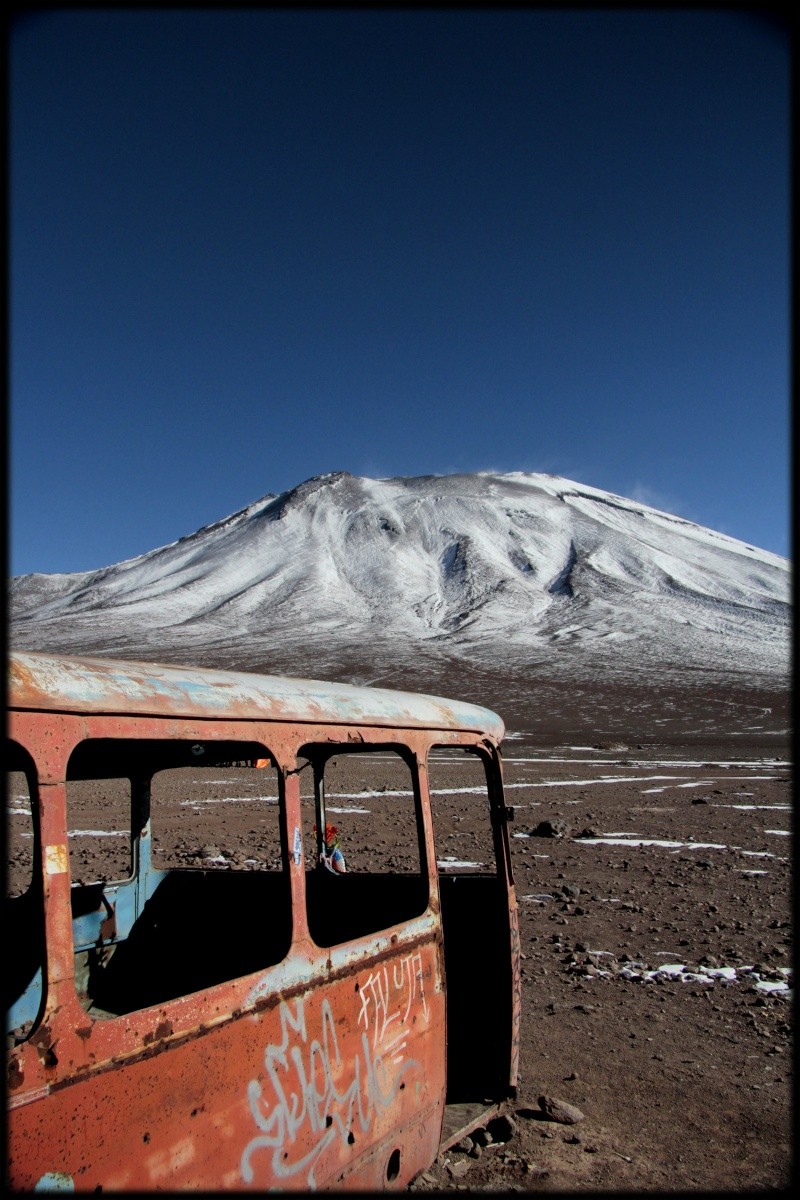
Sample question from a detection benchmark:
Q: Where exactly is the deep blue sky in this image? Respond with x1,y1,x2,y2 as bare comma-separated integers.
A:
10,8,790,575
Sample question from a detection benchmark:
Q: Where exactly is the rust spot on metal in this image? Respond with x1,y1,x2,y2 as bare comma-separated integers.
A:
30,1027,58,1069
7,1059,24,1090
99,908,117,942
143,1019,173,1046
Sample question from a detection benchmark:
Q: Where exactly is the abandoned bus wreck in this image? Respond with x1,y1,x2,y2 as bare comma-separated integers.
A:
7,651,520,1191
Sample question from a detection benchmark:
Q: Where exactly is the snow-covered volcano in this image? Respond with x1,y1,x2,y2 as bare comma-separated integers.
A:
9,471,790,687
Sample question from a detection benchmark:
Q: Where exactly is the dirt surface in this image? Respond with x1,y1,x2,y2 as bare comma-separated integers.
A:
408,677,792,1191
414,745,792,1192
7,681,792,1192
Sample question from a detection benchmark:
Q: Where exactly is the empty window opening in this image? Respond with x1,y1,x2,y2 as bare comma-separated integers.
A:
427,747,498,873
427,746,513,1103
150,755,282,872
66,776,132,885
300,747,428,946
65,739,291,1021
5,743,45,1042
7,754,35,899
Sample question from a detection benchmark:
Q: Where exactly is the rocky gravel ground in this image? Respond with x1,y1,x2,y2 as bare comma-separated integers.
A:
411,741,792,1192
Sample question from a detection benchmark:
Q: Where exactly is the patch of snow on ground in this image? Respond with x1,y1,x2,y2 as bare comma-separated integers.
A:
179,795,278,806
576,837,727,850
437,857,485,870
593,959,793,994
66,829,128,838
713,804,790,810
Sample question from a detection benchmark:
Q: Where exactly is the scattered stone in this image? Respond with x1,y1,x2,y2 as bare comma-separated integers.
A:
448,1158,472,1178
487,1113,517,1142
472,1127,493,1148
456,1136,474,1153
531,819,569,838
537,1095,586,1124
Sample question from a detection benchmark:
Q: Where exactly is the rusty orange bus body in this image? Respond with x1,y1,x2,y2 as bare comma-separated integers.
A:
6,652,520,1191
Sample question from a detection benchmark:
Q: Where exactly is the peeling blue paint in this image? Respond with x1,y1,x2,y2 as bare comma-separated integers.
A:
10,652,504,739
34,1172,75,1191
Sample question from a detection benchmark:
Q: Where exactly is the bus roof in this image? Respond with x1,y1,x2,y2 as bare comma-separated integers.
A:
8,651,504,740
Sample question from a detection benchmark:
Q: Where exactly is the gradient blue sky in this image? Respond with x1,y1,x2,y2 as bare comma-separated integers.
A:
10,8,790,576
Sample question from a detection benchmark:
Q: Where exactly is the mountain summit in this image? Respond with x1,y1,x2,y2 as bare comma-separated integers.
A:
10,471,789,686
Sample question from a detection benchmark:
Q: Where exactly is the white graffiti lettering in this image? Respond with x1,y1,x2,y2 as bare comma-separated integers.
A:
240,953,429,1188
358,951,428,1047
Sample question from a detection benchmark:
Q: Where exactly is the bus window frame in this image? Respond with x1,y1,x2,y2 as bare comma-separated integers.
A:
6,714,461,1054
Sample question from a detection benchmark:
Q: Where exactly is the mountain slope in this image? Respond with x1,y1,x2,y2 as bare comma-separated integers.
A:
9,471,790,685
